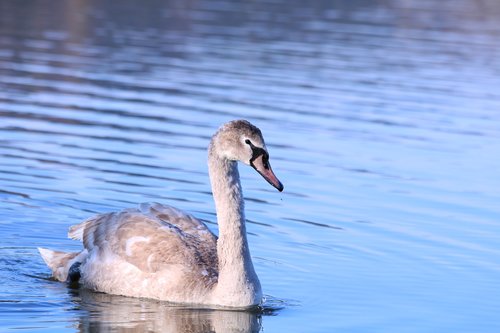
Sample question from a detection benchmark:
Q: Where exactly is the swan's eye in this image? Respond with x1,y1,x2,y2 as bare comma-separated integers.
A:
245,139,251,145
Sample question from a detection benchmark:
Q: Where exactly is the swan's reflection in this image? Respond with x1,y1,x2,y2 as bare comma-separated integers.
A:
73,288,262,333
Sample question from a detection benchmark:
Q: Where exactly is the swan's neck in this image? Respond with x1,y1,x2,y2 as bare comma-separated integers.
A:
208,152,261,307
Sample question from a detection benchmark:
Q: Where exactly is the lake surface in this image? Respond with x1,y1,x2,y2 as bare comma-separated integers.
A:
1,0,500,332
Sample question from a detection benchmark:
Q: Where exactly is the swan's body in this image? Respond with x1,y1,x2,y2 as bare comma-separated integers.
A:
38,120,283,308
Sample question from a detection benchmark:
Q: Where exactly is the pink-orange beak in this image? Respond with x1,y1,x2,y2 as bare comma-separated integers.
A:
250,151,284,192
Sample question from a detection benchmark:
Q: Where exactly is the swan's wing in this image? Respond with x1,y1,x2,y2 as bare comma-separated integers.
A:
138,202,216,242
68,203,218,276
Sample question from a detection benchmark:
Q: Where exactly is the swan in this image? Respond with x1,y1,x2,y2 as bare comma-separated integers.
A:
38,119,283,308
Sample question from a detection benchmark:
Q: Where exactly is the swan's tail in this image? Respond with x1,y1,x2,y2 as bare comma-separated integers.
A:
38,247,86,282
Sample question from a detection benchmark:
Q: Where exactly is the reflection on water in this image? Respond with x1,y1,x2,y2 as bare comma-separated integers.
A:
74,289,261,333
1,0,500,332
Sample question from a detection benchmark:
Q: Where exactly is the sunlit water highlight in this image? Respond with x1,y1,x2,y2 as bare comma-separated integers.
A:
1,0,500,332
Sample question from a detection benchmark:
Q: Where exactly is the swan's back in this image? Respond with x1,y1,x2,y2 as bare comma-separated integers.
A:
67,203,219,302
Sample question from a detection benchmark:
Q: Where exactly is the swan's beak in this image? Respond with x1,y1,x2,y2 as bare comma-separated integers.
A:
250,153,284,192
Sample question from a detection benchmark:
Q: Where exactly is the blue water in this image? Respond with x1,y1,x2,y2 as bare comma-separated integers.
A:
1,0,500,332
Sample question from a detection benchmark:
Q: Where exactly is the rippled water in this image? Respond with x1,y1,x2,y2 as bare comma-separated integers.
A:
1,0,500,332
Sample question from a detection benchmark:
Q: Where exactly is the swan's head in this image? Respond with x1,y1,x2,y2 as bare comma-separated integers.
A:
211,120,284,192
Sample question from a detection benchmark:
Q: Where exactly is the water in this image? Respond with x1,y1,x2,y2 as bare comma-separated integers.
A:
1,0,500,331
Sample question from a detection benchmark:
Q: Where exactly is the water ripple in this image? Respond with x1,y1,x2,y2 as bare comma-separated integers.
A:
1,0,500,332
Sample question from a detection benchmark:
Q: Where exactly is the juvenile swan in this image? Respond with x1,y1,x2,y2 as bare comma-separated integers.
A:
38,120,283,308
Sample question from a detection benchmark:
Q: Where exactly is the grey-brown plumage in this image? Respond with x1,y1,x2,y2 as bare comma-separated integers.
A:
38,119,284,308
72,203,218,283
